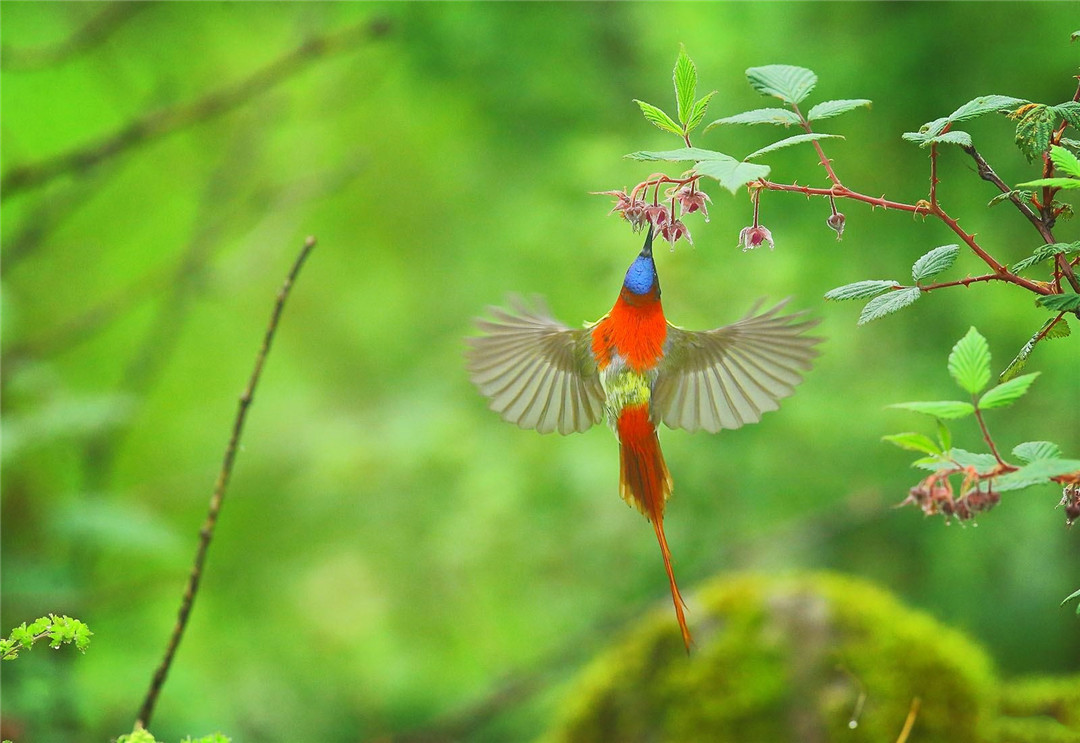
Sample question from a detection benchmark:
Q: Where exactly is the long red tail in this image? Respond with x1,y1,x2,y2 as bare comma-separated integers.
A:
617,404,692,651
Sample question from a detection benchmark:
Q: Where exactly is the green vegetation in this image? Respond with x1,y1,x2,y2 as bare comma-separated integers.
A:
1,3,1077,740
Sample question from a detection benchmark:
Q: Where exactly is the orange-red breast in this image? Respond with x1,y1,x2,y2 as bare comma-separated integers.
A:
466,227,821,650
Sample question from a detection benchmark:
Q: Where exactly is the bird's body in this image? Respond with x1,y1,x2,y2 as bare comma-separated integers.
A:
467,228,820,650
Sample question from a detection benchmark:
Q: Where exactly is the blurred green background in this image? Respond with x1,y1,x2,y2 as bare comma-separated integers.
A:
2,2,1078,741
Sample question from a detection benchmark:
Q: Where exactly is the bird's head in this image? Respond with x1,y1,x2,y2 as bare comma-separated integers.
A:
622,224,660,296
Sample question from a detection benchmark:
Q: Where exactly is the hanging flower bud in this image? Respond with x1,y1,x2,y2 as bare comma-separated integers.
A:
598,190,650,232
737,224,774,252
644,203,670,229
673,186,711,222
826,211,846,241
660,219,692,247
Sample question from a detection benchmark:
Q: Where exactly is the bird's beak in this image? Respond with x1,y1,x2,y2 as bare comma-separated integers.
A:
641,222,655,258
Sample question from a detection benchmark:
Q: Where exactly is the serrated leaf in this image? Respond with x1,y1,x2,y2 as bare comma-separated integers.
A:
1013,104,1056,162
1017,177,1080,189
806,98,872,121
903,117,950,145
1049,143,1080,177
948,95,1029,123
912,244,960,282
1038,293,1080,312
624,146,734,162
920,130,973,149
857,286,921,325
889,400,976,419
1053,102,1080,130
995,458,1080,491
1013,441,1062,463
634,99,683,136
882,432,941,455
1010,242,1080,274
823,280,901,301
978,372,1039,409
686,91,716,133
988,189,1033,208
706,108,802,129
948,327,991,395
999,316,1069,382
913,448,998,472
937,420,952,452
744,133,842,161
674,46,697,127
745,65,817,105
694,157,771,194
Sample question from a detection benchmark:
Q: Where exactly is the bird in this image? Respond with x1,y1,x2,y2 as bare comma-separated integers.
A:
465,226,821,650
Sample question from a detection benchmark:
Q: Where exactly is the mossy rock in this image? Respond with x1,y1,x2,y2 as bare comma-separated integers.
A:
543,573,1079,743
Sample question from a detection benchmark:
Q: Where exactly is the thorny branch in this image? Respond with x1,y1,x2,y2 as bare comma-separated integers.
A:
1,17,390,200
135,236,317,729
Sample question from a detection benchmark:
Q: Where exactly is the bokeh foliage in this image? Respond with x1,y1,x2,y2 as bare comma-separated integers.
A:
1,3,1078,741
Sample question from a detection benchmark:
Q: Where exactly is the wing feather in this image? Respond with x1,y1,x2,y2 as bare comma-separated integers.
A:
466,295,604,435
654,299,822,433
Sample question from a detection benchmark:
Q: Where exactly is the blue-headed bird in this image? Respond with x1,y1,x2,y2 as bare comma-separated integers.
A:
466,226,821,649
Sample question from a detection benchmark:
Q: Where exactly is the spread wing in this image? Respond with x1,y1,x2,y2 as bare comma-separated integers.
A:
466,295,605,435
653,299,822,433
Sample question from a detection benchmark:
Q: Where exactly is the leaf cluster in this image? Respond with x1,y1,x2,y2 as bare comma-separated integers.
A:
116,729,231,743
884,328,1079,522
1,614,92,660
629,60,869,194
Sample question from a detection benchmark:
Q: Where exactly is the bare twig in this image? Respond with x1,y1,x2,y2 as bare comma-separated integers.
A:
1,17,390,200
135,236,317,729
894,697,921,743
0,3,148,71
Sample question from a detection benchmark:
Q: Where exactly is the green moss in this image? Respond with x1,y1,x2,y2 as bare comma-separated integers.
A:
990,674,1080,743
544,573,1005,743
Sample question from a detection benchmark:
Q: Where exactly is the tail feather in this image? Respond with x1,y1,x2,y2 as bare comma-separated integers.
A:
617,405,692,651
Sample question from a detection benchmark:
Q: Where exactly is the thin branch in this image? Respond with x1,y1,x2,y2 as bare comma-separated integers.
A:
894,697,921,743
1,17,390,200
791,102,842,186
0,3,148,71
964,145,1052,242
760,181,930,214
135,236,317,730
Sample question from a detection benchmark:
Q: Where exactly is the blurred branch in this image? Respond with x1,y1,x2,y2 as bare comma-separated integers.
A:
135,236,317,730
1,16,391,200
0,3,148,71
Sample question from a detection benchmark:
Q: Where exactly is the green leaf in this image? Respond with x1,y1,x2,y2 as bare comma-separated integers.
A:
948,95,1029,123
937,419,953,452
988,189,1033,208
744,133,842,161
634,99,683,136
673,46,697,127
1010,242,1080,274
999,316,1070,382
882,432,941,455
1050,143,1080,177
624,146,734,162
806,98,872,121
745,65,817,105
914,448,998,472
823,280,901,301
948,327,991,395
857,286,921,325
978,372,1040,409
912,244,959,282
1053,102,1080,131
694,157,771,194
920,130,974,149
902,117,949,145
706,108,802,128
1012,441,1062,463
889,400,976,419
1013,103,1056,162
686,91,717,133
995,458,1080,491
1061,587,1080,615
1017,177,1080,189
1038,293,1080,312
